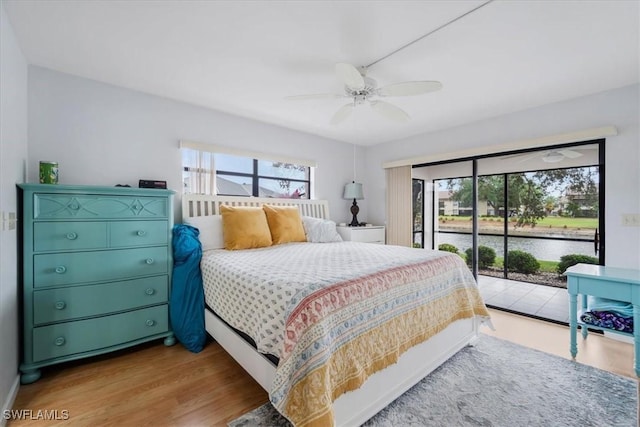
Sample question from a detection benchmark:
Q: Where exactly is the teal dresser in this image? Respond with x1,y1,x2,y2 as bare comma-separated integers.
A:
18,184,176,384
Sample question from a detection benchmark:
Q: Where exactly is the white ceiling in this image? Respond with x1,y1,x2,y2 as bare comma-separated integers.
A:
4,1,639,146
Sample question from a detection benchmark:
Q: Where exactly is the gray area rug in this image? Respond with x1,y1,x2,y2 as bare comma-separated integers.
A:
228,335,637,427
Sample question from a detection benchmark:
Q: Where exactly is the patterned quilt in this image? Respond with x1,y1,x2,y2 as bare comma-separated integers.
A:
201,242,489,426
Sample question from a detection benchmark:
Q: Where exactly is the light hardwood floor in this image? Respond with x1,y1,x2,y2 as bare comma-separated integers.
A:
8,309,635,426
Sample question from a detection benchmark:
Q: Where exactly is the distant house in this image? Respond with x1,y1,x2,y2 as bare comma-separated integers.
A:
560,190,598,218
438,191,493,216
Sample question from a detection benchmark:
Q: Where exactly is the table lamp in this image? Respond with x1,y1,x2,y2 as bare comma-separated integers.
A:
343,181,364,226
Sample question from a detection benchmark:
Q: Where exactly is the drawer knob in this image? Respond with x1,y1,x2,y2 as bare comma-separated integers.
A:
146,319,156,327
145,258,154,265
137,230,147,237
54,337,65,346
55,266,67,274
69,203,79,210
145,288,155,296
54,301,66,310
66,232,78,240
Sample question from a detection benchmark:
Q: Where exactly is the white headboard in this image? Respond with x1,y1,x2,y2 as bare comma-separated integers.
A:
182,194,330,220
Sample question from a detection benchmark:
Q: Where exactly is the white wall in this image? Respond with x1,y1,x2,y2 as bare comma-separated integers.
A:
27,66,367,224
0,3,28,418
11,65,366,407
366,84,640,269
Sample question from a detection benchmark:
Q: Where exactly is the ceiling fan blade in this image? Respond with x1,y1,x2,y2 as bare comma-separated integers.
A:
335,63,365,91
557,149,583,159
330,103,354,125
377,81,443,97
370,100,410,123
285,93,344,100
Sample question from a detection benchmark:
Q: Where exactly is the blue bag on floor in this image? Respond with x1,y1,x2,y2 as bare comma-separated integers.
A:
170,224,206,353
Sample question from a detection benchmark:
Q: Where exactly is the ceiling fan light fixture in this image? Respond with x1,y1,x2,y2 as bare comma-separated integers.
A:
543,151,564,163
353,94,368,105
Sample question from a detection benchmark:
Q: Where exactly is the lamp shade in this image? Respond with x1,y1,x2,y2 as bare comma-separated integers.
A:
343,182,364,200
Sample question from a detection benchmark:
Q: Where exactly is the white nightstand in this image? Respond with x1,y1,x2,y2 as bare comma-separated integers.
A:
336,225,385,244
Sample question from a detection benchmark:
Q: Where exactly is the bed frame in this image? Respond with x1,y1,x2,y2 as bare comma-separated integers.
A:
182,194,481,426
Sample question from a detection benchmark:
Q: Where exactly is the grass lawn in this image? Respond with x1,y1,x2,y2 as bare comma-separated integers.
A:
439,216,597,229
533,217,597,229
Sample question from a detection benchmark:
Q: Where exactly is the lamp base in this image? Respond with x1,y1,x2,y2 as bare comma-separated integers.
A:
349,199,360,227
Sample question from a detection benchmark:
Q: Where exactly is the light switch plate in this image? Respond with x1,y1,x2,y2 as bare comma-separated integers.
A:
8,211,17,230
1,211,18,231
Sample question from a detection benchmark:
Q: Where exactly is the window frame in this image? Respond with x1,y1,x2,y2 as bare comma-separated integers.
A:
216,158,311,198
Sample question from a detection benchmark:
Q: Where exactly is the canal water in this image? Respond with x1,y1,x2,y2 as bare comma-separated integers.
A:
436,233,595,262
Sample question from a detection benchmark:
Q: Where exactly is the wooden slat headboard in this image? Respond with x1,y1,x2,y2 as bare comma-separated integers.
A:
182,194,330,220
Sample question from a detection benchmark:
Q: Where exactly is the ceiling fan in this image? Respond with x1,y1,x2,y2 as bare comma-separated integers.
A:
502,146,598,164
286,63,442,125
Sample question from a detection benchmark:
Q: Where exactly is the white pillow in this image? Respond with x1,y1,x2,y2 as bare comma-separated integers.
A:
183,215,224,251
302,216,343,243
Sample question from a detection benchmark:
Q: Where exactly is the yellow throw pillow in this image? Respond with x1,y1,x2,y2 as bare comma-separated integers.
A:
263,205,307,245
220,205,272,250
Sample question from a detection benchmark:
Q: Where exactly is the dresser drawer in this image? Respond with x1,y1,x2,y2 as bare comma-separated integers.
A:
32,305,168,362
33,276,169,325
34,194,168,219
34,247,168,288
34,222,108,252
110,221,168,248
571,277,633,302
352,228,385,244
337,226,386,244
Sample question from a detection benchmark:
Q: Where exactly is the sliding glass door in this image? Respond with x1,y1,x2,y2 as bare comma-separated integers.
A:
414,160,473,258
414,140,604,288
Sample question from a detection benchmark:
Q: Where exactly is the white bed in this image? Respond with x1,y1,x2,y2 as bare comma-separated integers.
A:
182,195,489,426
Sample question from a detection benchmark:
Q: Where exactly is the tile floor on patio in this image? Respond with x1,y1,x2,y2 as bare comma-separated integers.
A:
477,275,569,323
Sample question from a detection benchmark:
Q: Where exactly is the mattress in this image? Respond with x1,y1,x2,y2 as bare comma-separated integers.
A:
201,241,465,358
201,241,490,426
